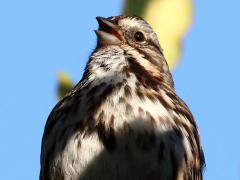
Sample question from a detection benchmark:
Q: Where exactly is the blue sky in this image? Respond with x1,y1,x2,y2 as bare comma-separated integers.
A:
0,0,240,179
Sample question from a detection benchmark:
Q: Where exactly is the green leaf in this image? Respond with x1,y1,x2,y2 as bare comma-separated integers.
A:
57,71,75,99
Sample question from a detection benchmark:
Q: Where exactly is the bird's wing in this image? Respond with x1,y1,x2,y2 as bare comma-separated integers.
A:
40,77,90,180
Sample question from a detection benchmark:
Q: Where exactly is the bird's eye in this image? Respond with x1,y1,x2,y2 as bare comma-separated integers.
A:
134,31,145,43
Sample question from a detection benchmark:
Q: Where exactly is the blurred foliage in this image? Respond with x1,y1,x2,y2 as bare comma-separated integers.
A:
57,0,193,99
57,72,74,99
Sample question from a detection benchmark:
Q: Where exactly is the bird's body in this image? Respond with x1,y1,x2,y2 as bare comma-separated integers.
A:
40,16,204,180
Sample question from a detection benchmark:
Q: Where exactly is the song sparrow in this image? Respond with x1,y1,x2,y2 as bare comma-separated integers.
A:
40,15,205,180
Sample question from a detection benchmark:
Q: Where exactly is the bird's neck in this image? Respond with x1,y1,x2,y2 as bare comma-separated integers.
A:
85,45,174,92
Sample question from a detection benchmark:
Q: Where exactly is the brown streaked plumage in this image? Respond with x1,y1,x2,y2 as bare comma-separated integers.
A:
40,15,205,180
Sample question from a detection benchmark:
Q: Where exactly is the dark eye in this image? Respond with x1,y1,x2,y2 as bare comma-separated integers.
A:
134,31,145,42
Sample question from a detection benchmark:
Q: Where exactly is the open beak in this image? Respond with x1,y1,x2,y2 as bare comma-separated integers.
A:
95,16,125,46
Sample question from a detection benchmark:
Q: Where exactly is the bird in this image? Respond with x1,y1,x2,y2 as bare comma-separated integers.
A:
40,15,205,180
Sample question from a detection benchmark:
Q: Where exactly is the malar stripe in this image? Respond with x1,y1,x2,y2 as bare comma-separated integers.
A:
135,46,160,67
126,54,160,89
124,49,154,73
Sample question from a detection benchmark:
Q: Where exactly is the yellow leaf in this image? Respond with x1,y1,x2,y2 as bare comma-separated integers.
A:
123,0,193,69
57,71,74,99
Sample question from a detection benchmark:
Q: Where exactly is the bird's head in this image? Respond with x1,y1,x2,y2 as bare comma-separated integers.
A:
94,15,173,88
95,16,162,53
